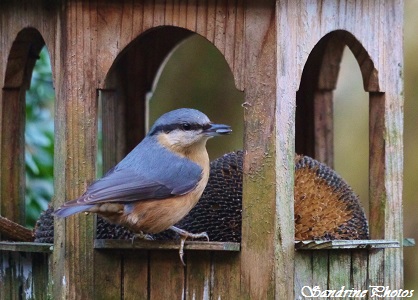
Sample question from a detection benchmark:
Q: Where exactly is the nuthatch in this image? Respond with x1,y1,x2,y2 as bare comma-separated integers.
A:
54,108,231,264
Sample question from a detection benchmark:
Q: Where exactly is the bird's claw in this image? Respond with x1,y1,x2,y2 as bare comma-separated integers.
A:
131,232,154,246
169,226,209,266
178,231,209,265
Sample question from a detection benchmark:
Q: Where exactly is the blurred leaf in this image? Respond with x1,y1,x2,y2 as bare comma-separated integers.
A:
25,151,40,175
25,46,54,228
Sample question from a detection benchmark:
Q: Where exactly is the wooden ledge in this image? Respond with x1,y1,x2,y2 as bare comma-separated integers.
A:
0,241,53,253
295,238,415,250
94,239,240,251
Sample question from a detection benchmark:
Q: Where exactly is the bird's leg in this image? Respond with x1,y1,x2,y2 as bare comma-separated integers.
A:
169,226,209,265
131,231,154,245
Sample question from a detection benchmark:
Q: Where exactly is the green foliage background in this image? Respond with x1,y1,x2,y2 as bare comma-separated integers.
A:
25,47,54,228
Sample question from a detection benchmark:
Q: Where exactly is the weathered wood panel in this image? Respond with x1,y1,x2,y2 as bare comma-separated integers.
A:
122,250,149,300
149,251,184,299
369,92,387,239
0,4,57,299
53,1,98,299
0,251,50,300
0,88,25,226
294,252,313,299
279,0,404,296
351,251,368,293
1,27,47,226
185,251,211,300
95,0,245,91
212,252,241,299
241,0,286,298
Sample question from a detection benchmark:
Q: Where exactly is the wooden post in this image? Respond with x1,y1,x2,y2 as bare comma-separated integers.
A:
280,1,404,296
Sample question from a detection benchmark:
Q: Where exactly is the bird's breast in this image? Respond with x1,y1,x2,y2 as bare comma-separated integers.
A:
124,171,209,234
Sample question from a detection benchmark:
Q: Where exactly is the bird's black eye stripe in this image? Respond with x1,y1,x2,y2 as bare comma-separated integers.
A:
149,122,211,135
182,123,192,130
202,123,212,131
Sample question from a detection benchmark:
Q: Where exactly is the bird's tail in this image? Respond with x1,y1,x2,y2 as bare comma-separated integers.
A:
53,205,93,218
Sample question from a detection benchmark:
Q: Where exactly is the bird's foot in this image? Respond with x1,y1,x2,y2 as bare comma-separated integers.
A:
131,231,154,246
169,226,209,266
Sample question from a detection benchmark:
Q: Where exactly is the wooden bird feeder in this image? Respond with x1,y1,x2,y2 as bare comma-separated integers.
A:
0,1,410,299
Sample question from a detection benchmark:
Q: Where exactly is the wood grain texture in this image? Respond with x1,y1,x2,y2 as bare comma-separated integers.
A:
294,252,313,299
369,92,387,239
351,251,368,293
185,251,211,300
0,251,50,300
93,89,125,299
314,91,334,166
93,251,123,299
241,1,282,299
0,88,25,225
296,240,400,250
0,216,34,242
212,252,241,299
95,239,240,251
280,0,404,294
328,251,351,299
0,5,57,299
0,27,46,226
311,252,329,299
95,0,245,91
53,1,98,299
0,242,52,252
149,250,185,299
122,250,149,300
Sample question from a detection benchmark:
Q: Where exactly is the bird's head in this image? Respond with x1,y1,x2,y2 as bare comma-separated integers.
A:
148,108,232,155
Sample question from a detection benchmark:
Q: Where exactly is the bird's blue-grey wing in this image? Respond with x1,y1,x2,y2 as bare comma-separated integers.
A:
54,155,202,217
78,165,199,204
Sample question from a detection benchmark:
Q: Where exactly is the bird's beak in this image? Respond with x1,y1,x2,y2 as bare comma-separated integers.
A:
204,123,232,137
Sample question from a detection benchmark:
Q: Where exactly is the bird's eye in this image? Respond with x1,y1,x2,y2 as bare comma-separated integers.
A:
182,123,192,131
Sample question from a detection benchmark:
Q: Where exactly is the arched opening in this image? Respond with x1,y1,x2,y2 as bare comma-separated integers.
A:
98,27,195,173
1,28,54,228
99,26,243,173
334,48,369,215
24,46,54,227
94,26,244,245
296,30,383,239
